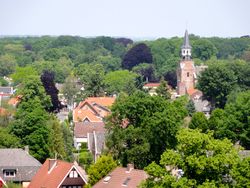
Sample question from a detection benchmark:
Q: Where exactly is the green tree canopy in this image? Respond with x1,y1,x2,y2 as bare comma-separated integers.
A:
87,155,117,186
197,63,237,108
103,70,138,95
75,63,105,97
142,128,242,187
106,91,187,169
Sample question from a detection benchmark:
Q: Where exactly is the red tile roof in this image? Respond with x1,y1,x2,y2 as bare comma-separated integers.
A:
28,159,87,188
93,167,147,188
143,83,160,88
73,97,115,123
86,97,115,107
74,122,105,138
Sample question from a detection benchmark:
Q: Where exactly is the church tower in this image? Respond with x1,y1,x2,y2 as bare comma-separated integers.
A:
177,30,196,96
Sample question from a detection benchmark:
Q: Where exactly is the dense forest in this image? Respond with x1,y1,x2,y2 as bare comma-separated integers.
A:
0,35,250,187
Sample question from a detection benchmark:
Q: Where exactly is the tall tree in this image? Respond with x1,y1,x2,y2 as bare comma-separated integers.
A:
155,78,171,100
106,91,187,169
75,63,105,97
40,71,62,112
122,43,152,70
197,63,237,108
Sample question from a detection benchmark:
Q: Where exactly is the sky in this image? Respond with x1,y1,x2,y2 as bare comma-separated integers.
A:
0,0,249,38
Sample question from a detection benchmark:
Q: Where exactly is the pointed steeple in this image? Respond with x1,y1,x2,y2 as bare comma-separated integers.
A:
182,30,191,49
181,30,192,60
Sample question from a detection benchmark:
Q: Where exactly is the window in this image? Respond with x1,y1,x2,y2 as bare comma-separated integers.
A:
187,72,189,77
4,169,16,177
69,169,78,178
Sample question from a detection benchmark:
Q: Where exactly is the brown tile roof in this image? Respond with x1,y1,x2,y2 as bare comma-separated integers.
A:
74,122,105,138
93,167,147,188
28,159,87,188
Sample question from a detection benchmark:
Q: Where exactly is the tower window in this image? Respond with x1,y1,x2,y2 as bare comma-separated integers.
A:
187,72,189,77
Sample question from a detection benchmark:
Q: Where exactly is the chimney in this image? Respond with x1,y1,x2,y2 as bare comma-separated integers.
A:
48,159,57,172
24,145,29,154
126,164,134,173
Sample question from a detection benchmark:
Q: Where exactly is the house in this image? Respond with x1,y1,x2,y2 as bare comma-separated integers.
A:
143,83,160,96
74,122,105,150
93,164,147,188
0,148,41,188
28,159,87,188
73,97,115,123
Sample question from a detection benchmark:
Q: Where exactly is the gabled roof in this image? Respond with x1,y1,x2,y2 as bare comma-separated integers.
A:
0,149,41,182
93,167,147,188
74,122,105,138
28,159,87,188
73,97,115,123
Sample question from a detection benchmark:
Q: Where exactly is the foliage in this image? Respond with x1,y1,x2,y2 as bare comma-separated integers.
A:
0,54,17,76
17,75,52,110
0,77,9,86
103,70,138,95
47,116,66,159
106,91,187,169
0,127,20,148
75,63,105,97
186,99,196,116
192,39,217,61
10,98,51,162
231,157,250,187
79,150,93,171
189,112,208,131
40,71,62,112
87,155,117,186
132,63,156,82
207,90,250,149
62,74,79,106
122,43,152,70
163,70,177,88
11,66,38,85
155,78,171,100
197,63,237,108
61,121,74,161
142,128,241,187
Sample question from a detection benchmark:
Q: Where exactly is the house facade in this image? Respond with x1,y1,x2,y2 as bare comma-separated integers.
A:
28,159,87,188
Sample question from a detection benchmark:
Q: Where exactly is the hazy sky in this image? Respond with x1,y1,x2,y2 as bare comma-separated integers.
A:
0,0,249,38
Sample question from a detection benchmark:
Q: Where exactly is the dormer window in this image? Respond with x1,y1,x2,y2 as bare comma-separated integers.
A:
4,169,16,177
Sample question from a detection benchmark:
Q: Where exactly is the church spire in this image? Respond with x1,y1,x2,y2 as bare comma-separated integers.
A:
181,30,192,60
